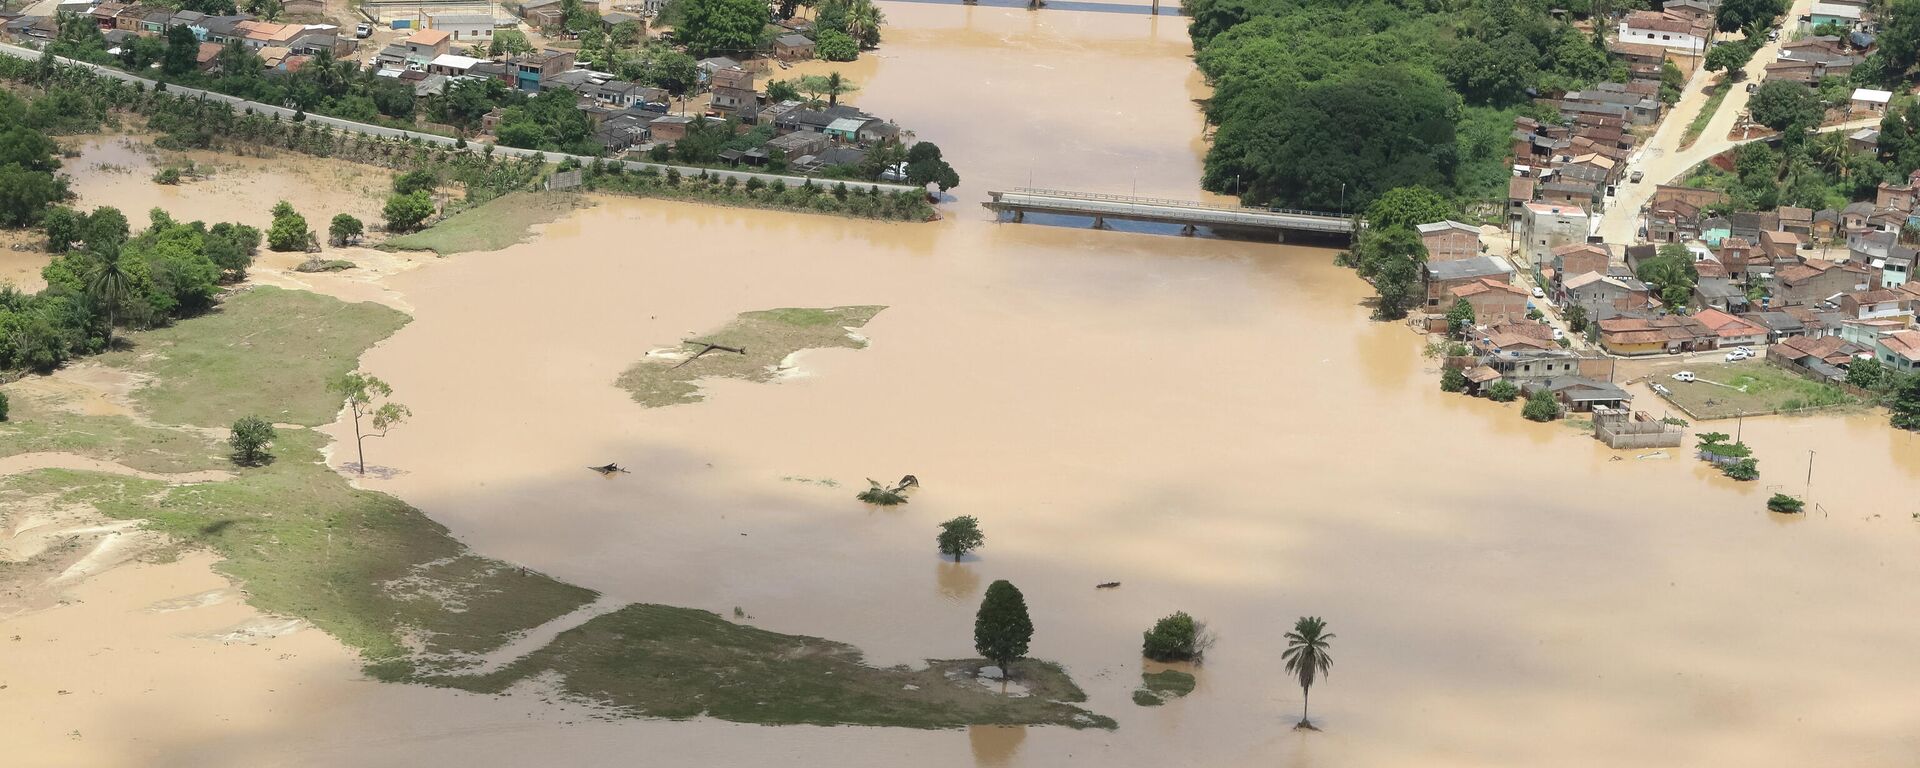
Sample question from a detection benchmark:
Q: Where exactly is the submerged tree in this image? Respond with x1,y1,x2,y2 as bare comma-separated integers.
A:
1142,611,1213,662
1281,616,1334,730
937,515,985,561
975,579,1034,676
329,373,410,475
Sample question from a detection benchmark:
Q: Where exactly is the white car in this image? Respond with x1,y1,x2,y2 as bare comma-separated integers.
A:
1672,371,1697,383
1531,286,1546,299
1552,327,1565,341
1652,382,1672,396
1725,347,1753,362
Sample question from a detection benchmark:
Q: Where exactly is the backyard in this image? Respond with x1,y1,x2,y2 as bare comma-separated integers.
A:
1653,361,1858,419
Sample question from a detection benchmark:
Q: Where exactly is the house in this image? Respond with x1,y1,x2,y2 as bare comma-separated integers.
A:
1758,229,1805,264
594,111,653,152
1598,315,1716,355
1860,327,1920,371
427,11,493,41
1767,335,1872,381
1728,211,1780,243
1876,182,1915,212
1694,308,1771,347
1608,40,1671,80
1425,256,1516,311
767,129,830,157
824,116,874,143
195,41,223,71
1519,202,1589,267
1449,278,1531,325
772,33,814,61
1745,310,1810,340
1836,288,1915,323
1775,259,1873,306
1532,377,1633,412
426,53,485,77
1849,127,1880,154
1552,243,1612,281
646,114,694,143
1777,206,1814,237
696,56,743,82
708,66,755,114
1811,1,1864,27
1617,10,1710,53
1693,276,1747,313
511,49,575,91
403,28,451,66
600,10,642,29
1647,197,1702,243
234,19,301,49
1507,176,1537,224
1852,87,1893,116
520,0,598,28
1563,271,1651,320
1404,221,1477,264
1813,208,1843,241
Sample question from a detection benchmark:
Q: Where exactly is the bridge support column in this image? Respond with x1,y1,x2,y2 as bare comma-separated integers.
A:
1012,209,1024,223
1181,224,1196,236
1092,216,1106,229
1274,229,1286,243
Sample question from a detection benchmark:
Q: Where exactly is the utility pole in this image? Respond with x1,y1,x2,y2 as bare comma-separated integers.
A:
1807,449,1816,488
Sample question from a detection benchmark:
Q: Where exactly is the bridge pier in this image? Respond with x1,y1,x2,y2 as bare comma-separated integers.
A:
1012,209,1024,223
1180,224,1196,236
1092,216,1106,230
1274,229,1285,243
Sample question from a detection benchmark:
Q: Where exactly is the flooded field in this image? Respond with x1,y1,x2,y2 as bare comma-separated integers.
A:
7,2,1920,766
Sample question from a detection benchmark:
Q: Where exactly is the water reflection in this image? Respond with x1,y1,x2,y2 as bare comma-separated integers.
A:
968,725,1027,767
936,559,983,601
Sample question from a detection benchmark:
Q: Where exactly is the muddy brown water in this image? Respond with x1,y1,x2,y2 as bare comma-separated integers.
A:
10,2,1920,766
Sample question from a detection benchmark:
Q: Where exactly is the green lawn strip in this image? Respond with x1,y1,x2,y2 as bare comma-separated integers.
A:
1680,79,1731,150
1,427,597,673
383,192,592,256
428,603,1116,729
0,390,222,473
1132,669,1195,706
95,286,409,429
617,306,885,407
1661,362,1857,419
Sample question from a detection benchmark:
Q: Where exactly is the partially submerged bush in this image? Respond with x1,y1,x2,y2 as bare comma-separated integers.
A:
858,477,908,505
1486,380,1518,402
1142,611,1213,662
1521,389,1560,421
1767,493,1805,514
1722,458,1758,481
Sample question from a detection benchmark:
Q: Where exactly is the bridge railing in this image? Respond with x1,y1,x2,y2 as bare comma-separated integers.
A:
1006,188,1346,219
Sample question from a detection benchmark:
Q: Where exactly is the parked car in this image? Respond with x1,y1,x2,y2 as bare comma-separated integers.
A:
1552,327,1566,341
1672,371,1696,383
1531,286,1546,299
355,22,372,38
1725,346,1755,362
879,161,909,182
1746,82,1758,93
1630,170,1644,183
1652,382,1671,396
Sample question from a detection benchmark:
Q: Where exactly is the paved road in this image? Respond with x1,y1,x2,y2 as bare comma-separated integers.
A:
0,42,928,195
1600,0,1846,244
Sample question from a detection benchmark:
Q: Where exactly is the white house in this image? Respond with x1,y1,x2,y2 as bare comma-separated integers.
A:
1617,11,1709,53
1851,88,1892,115
426,53,485,77
426,12,494,42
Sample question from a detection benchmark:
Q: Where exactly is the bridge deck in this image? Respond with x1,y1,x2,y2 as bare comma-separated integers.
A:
983,188,1353,235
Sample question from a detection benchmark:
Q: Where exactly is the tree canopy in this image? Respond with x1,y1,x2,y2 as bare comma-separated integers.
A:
973,580,1034,672
674,0,769,57
1748,80,1822,136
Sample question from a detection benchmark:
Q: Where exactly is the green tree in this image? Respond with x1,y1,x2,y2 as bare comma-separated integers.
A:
767,78,801,103
329,373,410,475
42,206,84,252
1142,611,1210,662
675,0,768,57
1522,388,1560,421
162,24,199,76
1722,457,1759,480
1353,226,1427,319
1881,0,1920,85
937,515,985,562
228,415,276,466
1364,186,1454,231
1704,40,1758,74
973,579,1034,675
1486,380,1519,402
1847,357,1886,389
266,201,310,252
1767,493,1805,513
392,169,438,196
1748,80,1822,137
906,141,960,191
1716,0,1786,32
1440,365,1467,392
1445,297,1476,338
816,29,859,61
1890,372,1920,430
1564,304,1588,333
0,164,68,228
84,248,130,349
383,191,435,233
0,391,8,421
1282,616,1334,730
489,29,533,57
328,214,364,246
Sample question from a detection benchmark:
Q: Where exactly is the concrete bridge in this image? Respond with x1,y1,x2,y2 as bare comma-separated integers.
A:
983,188,1355,242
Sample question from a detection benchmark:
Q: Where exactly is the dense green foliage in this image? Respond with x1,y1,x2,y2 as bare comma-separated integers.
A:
383,191,436,233
936,515,985,562
974,580,1034,672
1486,379,1519,402
906,141,960,192
228,414,276,466
1847,356,1886,389
1892,372,1920,430
1636,244,1700,309
1446,297,1476,338
674,0,769,57
1766,493,1805,513
0,90,71,228
581,163,935,221
1521,388,1559,421
1142,611,1209,662
1748,80,1822,136
1722,457,1759,480
816,30,859,62
1350,225,1427,319
1440,365,1468,392
328,214,364,246
0,391,8,421
1188,0,1611,209
815,0,885,49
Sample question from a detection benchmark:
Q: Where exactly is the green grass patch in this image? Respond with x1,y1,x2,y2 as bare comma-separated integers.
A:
1133,669,1195,706
2,428,597,672
1658,362,1858,419
95,286,409,429
431,603,1115,729
1680,79,1731,150
616,306,885,407
0,387,221,474
383,192,592,256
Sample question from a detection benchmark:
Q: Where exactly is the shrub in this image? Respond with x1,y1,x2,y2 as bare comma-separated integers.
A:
1142,611,1212,662
266,200,311,251
152,167,182,185
937,515,984,561
0,391,8,421
1521,389,1559,421
1486,380,1518,402
228,415,276,466
1440,366,1466,392
1722,458,1758,481
857,478,907,505
1767,493,1805,513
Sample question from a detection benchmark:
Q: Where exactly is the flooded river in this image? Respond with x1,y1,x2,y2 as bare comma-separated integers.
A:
13,2,1920,766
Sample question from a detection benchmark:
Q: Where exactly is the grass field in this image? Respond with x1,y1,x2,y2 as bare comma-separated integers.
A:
1132,669,1196,706
383,192,591,255
1,289,1110,729
1680,79,1732,150
95,286,409,429
1657,362,1857,419
617,306,886,407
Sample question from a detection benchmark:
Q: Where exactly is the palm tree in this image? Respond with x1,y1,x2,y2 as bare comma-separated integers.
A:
85,248,130,350
1281,616,1334,730
844,0,880,46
